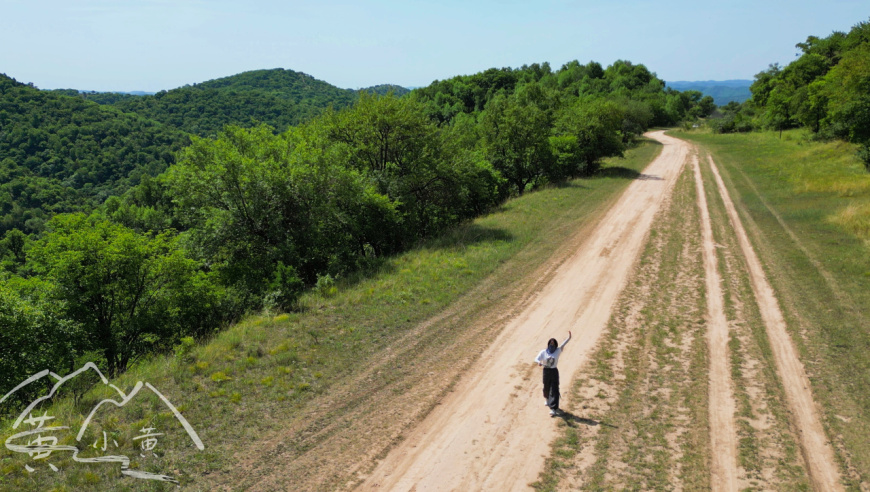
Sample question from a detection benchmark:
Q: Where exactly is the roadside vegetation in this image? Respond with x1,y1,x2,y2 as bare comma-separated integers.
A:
707,18,870,170
0,141,661,490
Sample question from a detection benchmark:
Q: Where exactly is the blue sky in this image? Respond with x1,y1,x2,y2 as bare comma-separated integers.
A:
1,0,867,92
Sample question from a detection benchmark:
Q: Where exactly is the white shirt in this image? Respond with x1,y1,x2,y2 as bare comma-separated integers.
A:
534,334,571,369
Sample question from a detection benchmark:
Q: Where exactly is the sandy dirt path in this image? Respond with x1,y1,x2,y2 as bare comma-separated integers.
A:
706,155,844,491
359,131,688,491
692,155,739,491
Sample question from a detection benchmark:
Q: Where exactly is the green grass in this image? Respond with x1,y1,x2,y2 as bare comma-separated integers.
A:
676,129,870,489
0,140,663,491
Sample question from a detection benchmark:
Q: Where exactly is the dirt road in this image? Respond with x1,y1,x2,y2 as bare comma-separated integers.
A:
360,131,688,490
360,132,845,491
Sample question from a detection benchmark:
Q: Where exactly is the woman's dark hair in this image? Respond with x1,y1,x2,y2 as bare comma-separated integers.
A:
547,338,558,352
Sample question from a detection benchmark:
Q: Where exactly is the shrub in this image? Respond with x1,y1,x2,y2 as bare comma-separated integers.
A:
315,274,338,298
265,262,304,312
858,143,870,172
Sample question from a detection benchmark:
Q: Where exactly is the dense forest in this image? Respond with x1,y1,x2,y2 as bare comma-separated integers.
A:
0,59,712,406
712,19,870,168
57,69,410,137
93,69,358,136
0,70,409,238
0,74,188,235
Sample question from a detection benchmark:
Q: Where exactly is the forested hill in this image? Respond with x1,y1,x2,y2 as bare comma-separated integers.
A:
63,69,409,137
666,80,752,106
97,69,354,136
363,84,411,96
0,74,188,235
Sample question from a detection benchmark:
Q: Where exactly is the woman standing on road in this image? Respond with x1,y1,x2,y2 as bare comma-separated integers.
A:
535,331,571,416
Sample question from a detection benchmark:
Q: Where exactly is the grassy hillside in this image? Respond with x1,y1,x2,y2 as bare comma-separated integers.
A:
674,129,870,488
0,140,662,491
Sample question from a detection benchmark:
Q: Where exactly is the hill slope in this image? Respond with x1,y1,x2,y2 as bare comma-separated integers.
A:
363,84,411,96
102,69,354,136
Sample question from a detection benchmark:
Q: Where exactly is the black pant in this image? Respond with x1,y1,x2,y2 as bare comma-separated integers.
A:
543,367,560,410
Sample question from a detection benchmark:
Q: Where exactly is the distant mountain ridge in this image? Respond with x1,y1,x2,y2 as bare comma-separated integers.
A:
667,79,752,88
46,69,411,136
665,79,752,106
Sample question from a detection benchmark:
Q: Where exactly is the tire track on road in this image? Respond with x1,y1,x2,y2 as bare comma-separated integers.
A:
693,154,739,491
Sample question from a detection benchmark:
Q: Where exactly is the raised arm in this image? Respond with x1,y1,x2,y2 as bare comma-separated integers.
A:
560,331,572,349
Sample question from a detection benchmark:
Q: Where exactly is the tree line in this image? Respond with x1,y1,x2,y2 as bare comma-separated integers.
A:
0,60,712,406
711,18,870,169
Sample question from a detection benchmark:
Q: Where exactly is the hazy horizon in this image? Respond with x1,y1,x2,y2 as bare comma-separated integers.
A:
2,0,866,92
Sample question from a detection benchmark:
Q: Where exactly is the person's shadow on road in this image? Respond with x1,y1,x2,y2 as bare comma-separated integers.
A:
555,411,618,429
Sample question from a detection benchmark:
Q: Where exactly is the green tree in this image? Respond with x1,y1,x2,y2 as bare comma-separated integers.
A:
0,277,79,406
166,124,401,297
765,81,796,138
553,98,625,176
481,91,553,194
324,93,441,194
695,95,717,118
823,43,870,143
793,81,827,133
29,213,220,376
750,64,782,107
324,93,497,236
0,228,28,273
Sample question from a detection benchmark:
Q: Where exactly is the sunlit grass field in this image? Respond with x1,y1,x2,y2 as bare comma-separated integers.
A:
681,129,870,242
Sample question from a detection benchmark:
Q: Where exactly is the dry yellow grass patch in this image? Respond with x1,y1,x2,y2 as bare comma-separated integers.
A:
830,201,870,245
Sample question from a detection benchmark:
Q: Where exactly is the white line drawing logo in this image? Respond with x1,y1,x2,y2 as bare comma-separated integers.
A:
1,362,204,484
